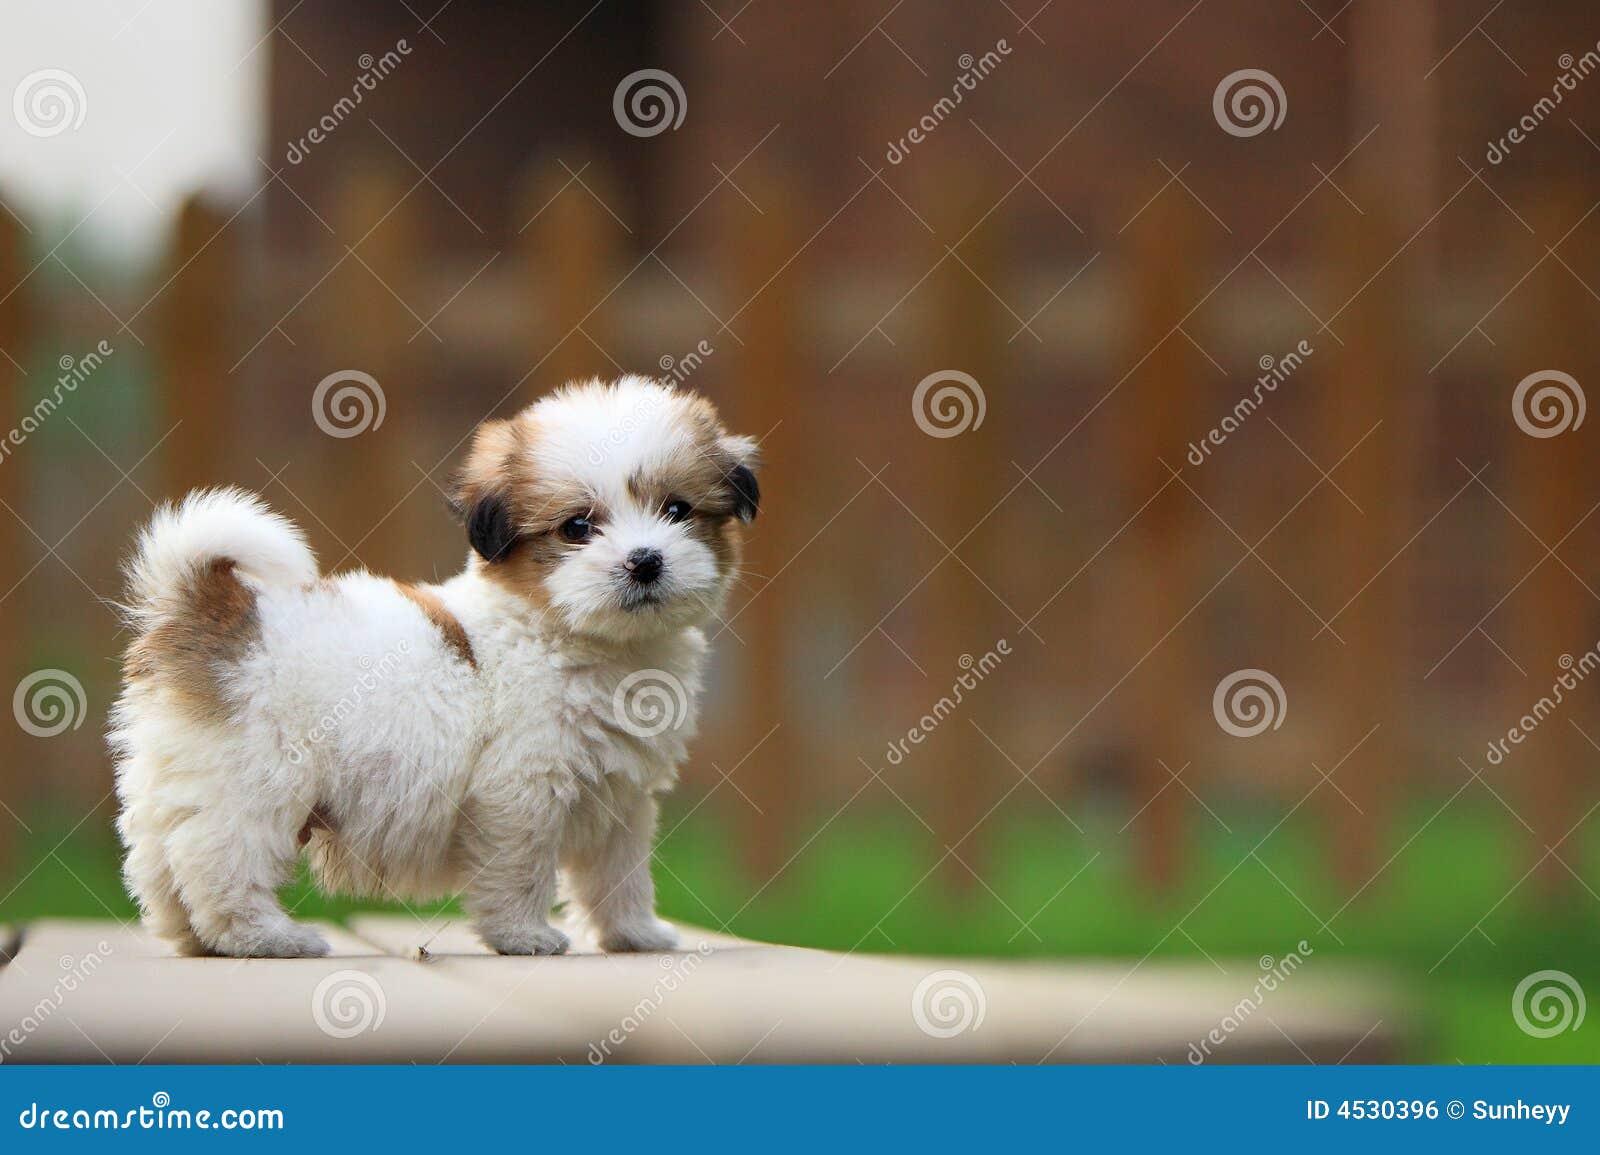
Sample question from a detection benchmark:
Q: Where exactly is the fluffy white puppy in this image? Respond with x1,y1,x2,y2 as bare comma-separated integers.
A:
110,376,760,958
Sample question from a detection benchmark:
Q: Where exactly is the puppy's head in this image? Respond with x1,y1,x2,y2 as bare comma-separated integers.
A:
453,376,760,642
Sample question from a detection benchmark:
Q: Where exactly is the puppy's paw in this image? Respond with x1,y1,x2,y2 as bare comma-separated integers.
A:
168,931,220,958
213,920,331,959
599,918,679,953
483,924,571,957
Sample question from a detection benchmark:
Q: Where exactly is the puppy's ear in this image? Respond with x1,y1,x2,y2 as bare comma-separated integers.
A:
719,435,761,523
465,491,520,562
454,418,523,562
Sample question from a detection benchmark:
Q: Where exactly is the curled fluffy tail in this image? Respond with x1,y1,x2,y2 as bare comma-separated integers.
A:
122,487,317,623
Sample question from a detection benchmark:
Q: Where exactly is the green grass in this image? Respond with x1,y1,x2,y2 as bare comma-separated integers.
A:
4,796,1597,1063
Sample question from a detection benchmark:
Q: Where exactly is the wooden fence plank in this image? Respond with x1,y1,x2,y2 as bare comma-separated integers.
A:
1319,204,1410,894
1119,191,1206,891
313,161,426,580
351,914,1399,1064
0,919,586,1064
920,162,1008,888
1322,0,1434,895
725,163,800,877
1509,185,1596,901
520,155,624,389
0,194,27,873
158,195,237,500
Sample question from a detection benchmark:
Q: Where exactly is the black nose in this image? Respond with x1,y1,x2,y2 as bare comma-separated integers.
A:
625,548,663,584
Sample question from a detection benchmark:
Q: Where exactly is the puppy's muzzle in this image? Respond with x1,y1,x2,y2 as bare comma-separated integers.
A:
623,547,664,585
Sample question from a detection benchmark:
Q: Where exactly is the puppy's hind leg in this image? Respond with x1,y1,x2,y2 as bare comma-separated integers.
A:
566,788,677,953
164,787,328,959
462,802,568,956
119,804,208,956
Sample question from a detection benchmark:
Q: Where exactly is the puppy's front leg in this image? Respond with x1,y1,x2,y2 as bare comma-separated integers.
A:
567,788,678,953
462,819,569,957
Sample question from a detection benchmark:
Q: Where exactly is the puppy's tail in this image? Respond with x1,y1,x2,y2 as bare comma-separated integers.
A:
121,487,317,624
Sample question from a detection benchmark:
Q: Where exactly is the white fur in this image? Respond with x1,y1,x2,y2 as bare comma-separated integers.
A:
111,382,746,958
121,487,316,621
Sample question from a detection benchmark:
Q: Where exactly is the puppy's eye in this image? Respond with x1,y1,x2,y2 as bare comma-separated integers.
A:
558,515,594,543
662,498,693,523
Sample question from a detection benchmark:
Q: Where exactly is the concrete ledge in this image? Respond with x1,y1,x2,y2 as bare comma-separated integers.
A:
0,918,1403,1064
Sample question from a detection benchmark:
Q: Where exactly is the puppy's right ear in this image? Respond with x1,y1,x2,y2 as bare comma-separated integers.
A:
454,418,522,563
718,434,762,523
465,491,519,562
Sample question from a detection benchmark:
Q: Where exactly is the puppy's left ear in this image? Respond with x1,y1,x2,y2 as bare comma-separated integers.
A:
452,417,524,562
464,490,521,562
719,435,761,523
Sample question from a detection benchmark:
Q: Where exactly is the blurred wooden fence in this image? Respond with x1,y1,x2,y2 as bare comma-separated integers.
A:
0,151,1594,913
0,203,28,858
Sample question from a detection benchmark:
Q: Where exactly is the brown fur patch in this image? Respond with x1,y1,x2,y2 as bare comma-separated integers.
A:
453,409,568,603
297,804,336,846
621,392,757,522
393,581,476,667
687,511,744,577
123,559,259,723
626,441,748,519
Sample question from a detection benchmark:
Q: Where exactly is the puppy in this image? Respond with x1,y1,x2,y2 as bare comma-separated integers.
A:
110,376,759,958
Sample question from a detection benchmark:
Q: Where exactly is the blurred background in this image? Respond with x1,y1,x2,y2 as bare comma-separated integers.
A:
2,0,1599,1062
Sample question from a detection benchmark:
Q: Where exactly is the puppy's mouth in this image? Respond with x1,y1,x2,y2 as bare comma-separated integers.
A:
618,585,668,611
